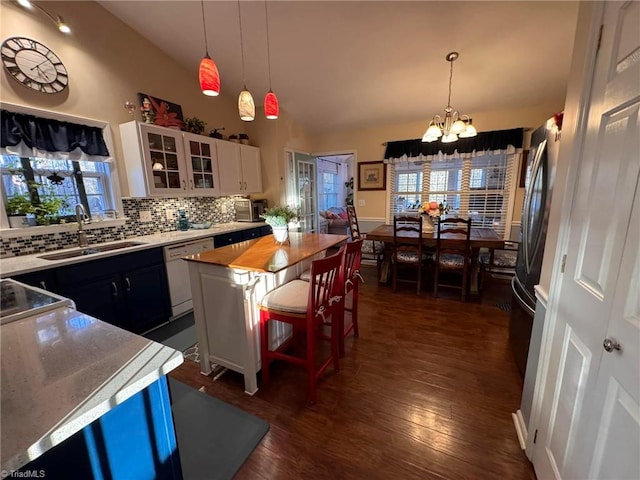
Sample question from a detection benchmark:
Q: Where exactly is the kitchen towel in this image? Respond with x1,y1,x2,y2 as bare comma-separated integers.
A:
169,378,269,480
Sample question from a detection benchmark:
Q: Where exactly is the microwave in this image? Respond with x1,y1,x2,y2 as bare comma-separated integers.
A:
235,199,267,222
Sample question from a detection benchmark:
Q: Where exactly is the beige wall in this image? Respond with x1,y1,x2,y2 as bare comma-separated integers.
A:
0,1,312,202
1,1,563,223
311,104,564,221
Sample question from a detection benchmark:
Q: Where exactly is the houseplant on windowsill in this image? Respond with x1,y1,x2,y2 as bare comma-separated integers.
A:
6,192,36,228
260,205,299,244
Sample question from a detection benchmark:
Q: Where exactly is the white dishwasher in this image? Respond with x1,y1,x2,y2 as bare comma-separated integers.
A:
164,237,214,318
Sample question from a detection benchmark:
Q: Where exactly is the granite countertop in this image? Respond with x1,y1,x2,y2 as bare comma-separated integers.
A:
0,222,268,277
184,232,348,273
0,306,183,473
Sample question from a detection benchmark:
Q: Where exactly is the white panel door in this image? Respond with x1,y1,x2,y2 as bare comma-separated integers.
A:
532,2,640,479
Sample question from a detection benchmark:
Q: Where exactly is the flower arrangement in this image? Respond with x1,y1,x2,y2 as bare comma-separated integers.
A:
418,201,450,218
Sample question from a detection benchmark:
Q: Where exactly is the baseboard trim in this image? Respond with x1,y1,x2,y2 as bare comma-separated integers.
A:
512,409,528,450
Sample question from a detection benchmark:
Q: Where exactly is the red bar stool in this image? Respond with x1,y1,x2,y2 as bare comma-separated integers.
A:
340,239,363,357
259,251,344,404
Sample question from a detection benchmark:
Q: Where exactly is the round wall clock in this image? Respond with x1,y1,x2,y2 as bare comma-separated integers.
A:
1,36,68,94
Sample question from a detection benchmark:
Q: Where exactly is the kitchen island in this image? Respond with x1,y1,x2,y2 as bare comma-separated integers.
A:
0,279,184,478
185,232,348,394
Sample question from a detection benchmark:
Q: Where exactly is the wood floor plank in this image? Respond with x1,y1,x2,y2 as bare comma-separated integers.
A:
169,266,536,479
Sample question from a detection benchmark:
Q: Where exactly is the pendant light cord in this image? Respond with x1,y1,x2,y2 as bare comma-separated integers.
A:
238,0,247,86
446,57,453,108
264,0,272,90
201,0,209,56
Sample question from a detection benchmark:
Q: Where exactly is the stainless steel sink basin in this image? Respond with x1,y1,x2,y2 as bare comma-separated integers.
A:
38,241,146,261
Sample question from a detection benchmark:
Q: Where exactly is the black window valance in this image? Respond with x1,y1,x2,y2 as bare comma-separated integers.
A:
384,128,524,159
1,109,110,157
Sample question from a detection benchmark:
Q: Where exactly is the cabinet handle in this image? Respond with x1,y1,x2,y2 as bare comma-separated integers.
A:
111,282,118,297
125,277,131,292
39,281,47,290
244,181,247,190
182,179,187,190
190,179,195,189
239,180,243,190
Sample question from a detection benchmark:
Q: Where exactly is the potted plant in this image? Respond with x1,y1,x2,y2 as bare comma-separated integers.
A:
34,193,69,225
260,205,299,244
184,117,207,135
6,193,36,228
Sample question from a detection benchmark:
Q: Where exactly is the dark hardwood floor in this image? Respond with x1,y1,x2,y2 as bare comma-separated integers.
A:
169,265,536,479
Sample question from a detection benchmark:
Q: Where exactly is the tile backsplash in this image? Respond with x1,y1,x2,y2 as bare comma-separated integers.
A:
1,196,238,258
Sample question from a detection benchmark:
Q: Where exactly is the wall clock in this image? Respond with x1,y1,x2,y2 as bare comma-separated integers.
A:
1,36,68,94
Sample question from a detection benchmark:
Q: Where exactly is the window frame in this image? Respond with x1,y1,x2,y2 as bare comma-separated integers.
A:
0,102,123,231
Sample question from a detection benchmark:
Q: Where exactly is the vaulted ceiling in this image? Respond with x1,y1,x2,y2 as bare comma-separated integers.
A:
100,1,580,135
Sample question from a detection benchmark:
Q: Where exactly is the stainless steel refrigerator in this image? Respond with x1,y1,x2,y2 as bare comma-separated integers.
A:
510,118,560,377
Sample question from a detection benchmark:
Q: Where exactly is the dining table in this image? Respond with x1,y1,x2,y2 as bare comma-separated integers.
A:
365,223,506,296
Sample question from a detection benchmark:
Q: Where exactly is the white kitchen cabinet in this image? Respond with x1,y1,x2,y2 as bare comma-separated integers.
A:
120,121,189,197
216,140,263,195
182,132,221,196
120,121,222,197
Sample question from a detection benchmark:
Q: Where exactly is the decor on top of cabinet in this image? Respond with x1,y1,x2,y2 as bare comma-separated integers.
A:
137,93,185,129
238,133,249,145
184,117,207,135
228,134,239,143
260,205,299,245
209,127,224,139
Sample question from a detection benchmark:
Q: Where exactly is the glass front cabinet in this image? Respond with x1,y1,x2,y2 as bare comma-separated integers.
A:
119,121,222,197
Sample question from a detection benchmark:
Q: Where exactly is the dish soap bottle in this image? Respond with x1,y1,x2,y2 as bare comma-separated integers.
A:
178,210,189,231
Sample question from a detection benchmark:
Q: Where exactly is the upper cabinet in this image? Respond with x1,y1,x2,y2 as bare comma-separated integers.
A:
119,121,261,198
216,140,263,195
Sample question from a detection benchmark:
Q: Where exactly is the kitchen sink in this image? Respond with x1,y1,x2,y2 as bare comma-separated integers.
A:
38,241,146,261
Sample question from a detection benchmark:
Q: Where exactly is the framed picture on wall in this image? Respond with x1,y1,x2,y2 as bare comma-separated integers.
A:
137,93,185,130
357,161,386,191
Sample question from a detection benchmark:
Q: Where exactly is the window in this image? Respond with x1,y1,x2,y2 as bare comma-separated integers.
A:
388,153,516,236
1,155,115,223
317,158,347,211
390,163,423,215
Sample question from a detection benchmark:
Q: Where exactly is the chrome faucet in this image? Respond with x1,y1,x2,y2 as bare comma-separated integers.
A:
75,204,90,247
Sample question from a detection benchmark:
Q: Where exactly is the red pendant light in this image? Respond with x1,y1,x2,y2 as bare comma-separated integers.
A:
264,90,279,119
199,0,220,96
263,1,278,119
199,55,220,96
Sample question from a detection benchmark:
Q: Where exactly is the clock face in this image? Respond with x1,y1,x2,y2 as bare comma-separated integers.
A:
1,37,68,94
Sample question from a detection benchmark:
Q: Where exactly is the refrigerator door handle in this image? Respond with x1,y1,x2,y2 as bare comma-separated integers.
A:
512,276,535,315
522,139,547,271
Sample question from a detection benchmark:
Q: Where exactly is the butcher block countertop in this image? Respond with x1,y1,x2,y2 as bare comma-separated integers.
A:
184,232,348,273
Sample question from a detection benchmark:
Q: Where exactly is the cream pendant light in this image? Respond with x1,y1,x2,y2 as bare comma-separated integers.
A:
263,0,279,119
422,52,477,143
237,0,255,121
198,0,220,96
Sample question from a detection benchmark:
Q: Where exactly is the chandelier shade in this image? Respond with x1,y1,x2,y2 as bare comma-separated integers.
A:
264,90,279,119
239,87,255,121
199,0,220,96
423,52,477,143
199,55,220,96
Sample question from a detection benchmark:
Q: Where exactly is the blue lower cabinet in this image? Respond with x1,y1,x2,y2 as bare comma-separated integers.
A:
241,227,264,241
213,231,243,247
17,376,182,480
260,225,272,236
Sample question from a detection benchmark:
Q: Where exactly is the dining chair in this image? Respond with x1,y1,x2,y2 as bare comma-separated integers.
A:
259,251,344,404
433,217,472,301
392,215,428,294
346,205,384,281
340,239,363,357
479,240,519,291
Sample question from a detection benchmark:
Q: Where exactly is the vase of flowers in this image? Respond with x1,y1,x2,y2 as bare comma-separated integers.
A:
260,205,299,245
418,201,450,233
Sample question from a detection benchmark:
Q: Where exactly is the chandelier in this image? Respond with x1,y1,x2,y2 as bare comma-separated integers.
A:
422,52,477,143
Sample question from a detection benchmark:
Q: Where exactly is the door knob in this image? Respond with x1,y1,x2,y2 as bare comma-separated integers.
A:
603,338,621,353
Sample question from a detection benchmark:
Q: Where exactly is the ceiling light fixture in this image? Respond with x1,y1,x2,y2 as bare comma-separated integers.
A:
263,0,279,120
422,52,477,143
237,0,255,121
198,0,220,96
16,0,72,34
